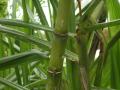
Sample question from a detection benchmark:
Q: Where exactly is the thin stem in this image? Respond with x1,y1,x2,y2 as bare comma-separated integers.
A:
21,0,31,85
77,0,82,16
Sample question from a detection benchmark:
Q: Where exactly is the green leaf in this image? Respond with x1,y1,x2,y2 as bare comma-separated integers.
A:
0,25,50,49
0,19,53,32
0,77,29,90
0,49,48,69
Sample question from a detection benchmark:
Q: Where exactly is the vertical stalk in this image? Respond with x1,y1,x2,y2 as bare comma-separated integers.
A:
66,1,81,90
47,0,52,27
32,0,52,41
49,0,58,27
46,0,73,90
21,0,31,85
76,0,104,89
11,0,22,85
76,27,89,90
105,0,120,89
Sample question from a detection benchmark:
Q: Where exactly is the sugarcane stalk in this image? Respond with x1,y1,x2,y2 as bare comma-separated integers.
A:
75,26,90,90
46,0,73,90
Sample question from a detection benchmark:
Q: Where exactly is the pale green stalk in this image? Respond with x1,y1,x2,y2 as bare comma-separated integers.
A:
46,0,73,90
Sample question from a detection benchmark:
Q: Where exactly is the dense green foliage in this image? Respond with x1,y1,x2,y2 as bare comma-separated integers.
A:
0,0,120,90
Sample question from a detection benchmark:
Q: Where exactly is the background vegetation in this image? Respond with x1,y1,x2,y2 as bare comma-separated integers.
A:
0,0,120,90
